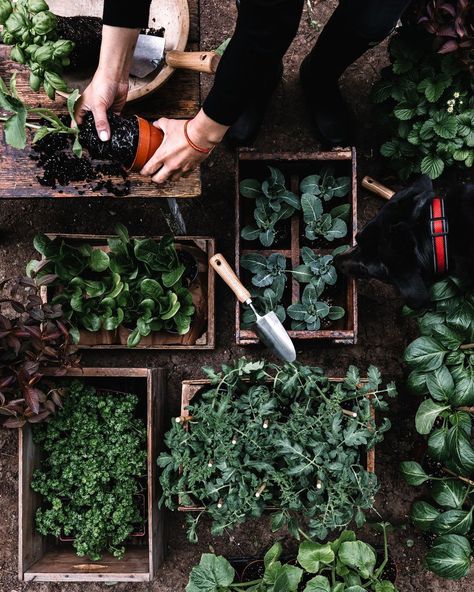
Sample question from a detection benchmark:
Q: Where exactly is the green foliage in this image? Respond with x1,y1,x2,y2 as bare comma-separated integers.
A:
400,277,474,580
27,226,195,347
0,75,82,155
186,525,397,591
158,358,395,543
240,246,346,331
31,381,147,560
0,0,72,97
372,28,474,180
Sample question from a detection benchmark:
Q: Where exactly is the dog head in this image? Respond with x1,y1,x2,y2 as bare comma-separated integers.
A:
336,176,435,308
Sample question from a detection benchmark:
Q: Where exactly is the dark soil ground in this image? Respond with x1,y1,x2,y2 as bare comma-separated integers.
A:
0,1,473,591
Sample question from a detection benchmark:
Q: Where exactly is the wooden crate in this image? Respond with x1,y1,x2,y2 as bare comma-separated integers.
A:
235,149,358,345
40,234,216,350
177,377,375,512
18,367,166,583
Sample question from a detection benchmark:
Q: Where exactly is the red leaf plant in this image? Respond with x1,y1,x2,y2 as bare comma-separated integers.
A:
411,0,474,71
0,276,80,428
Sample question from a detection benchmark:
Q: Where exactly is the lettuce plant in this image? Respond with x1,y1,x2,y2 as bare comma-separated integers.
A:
158,358,396,543
27,225,195,347
186,524,397,592
373,28,474,180
0,275,78,428
399,277,474,579
32,381,147,560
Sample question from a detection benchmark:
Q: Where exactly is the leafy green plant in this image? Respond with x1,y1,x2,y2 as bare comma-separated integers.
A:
186,524,397,592
399,276,474,579
0,275,78,428
0,75,82,154
0,0,73,98
158,358,396,543
373,28,474,180
240,167,300,247
32,381,147,560
287,284,345,331
27,225,196,347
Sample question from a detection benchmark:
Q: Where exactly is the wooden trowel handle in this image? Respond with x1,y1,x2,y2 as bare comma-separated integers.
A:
362,176,395,200
166,51,220,74
209,254,251,304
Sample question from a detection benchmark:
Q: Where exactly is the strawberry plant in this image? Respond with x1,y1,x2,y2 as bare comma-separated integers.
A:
186,524,397,592
27,225,196,347
0,274,78,428
32,381,147,561
399,276,474,579
373,28,474,180
158,358,396,543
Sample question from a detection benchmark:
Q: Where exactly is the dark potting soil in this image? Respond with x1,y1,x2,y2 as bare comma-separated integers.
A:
79,111,139,169
30,115,132,197
56,16,103,71
178,251,199,286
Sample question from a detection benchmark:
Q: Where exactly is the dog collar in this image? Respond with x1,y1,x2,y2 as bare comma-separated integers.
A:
430,197,449,274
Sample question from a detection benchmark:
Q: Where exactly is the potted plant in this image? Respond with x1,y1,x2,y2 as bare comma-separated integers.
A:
372,27,474,180
0,75,164,171
27,225,206,348
399,276,474,580
186,523,398,591
158,358,396,543
0,274,78,428
0,0,104,98
236,151,358,345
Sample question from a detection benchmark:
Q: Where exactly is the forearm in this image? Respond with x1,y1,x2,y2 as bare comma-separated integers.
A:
203,0,304,125
96,25,139,83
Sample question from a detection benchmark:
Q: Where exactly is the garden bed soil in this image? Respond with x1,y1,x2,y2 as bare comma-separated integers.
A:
18,367,165,583
177,377,375,512
236,149,358,345
40,234,216,349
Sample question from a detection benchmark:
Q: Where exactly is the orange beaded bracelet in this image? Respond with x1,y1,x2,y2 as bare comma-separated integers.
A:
184,119,215,154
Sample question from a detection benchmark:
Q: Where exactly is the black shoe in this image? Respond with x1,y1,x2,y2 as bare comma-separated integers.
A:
225,62,283,148
299,55,354,148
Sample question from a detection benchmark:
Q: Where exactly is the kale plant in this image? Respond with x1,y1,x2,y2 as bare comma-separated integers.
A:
399,276,474,580
287,284,345,331
32,381,147,561
240,166,300,247
186,524,397,592
158,358,396,543
27,225,195,347
373,28,474,180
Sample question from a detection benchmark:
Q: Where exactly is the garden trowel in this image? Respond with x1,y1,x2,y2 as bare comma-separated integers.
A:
131,34,220,78
209,254,296,363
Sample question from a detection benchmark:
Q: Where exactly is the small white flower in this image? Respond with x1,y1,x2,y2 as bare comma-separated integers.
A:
447,106,454,113
454,92,460,98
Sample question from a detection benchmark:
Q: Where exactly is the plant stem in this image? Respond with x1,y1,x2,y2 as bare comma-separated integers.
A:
297,527,313,542
457,406,474,414
374,523,389,579
442,467,474,487
0,116,42,131
460,343,474,350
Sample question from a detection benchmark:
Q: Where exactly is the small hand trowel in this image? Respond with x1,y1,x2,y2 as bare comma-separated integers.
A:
131,34,220,78
209,254,296,363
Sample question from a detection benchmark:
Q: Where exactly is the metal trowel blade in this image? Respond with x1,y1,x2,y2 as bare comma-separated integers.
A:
131,35,166,78
254,311,296,363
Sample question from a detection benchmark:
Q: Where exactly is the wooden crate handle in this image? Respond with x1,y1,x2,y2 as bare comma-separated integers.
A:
166,51,220,74
362,176,395,200
209,254,251,304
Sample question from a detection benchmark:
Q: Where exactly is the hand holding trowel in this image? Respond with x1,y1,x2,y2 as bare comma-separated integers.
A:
210,254,296,363
131,34,221,78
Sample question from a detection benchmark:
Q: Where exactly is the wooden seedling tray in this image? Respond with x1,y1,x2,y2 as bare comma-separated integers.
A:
40,234,215,349
18,367,166,583
177,377,375,512
235,149,358,345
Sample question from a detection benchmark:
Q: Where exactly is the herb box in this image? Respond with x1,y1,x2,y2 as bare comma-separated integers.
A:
18,367,166,583
177,377,375,513
39,233,215,349
235,149,358,345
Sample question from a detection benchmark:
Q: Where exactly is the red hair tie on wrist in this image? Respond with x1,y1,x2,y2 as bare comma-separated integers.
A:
184,119,214,154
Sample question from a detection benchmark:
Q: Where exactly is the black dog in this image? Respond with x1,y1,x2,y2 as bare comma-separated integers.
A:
336,175,474,309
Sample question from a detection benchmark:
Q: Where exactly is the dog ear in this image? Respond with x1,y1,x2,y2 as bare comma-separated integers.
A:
391,270,430,309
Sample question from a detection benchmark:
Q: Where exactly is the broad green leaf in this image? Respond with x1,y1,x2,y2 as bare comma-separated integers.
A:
303,575,330,592
415,399,450,435
240,178,263,199
264,542,282,568
185,554,235,592
4,110,27,149
140,278,164,300
338,541,376,579
425,535,472,580
411,501,440,531
431,479,468,510
404,336,446,371
426,366,454,401
399,461,430,485
89,249,110,272
420,154,444,179
297,542,335,573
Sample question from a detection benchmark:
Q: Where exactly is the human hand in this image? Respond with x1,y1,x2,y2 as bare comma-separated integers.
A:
140,110,229,184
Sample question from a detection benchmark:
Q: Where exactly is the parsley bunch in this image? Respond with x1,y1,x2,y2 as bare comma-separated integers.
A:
31,381,147,560
158,359,396,542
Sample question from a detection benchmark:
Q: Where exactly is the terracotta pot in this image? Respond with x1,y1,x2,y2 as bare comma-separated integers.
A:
128,116,164,172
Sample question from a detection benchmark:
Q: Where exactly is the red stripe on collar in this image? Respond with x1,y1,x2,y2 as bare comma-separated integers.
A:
430,197,449,275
